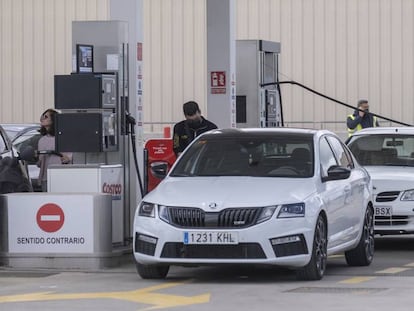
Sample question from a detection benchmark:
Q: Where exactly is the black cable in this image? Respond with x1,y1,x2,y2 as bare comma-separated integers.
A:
126,112,144,197
261,80,412,127
275,55,284,126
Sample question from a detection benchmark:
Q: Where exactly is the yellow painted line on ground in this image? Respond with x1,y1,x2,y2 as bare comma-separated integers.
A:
376,267,410,274
339,276,376,284
404,262,414,267
0,281,210,310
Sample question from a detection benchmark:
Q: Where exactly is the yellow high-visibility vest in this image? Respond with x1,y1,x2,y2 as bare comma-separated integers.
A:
347,114,377,136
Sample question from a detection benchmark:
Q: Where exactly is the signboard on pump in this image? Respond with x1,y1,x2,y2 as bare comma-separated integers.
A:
145,139,176,193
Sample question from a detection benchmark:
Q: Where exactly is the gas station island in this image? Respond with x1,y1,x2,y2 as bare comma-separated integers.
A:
0,193,113,269
0,1,284,271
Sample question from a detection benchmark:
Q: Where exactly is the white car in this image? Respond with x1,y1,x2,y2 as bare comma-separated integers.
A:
134,128,374,280
347,127,414,235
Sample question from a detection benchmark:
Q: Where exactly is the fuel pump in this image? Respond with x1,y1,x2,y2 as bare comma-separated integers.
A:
236,40,283,128
54,73,118,152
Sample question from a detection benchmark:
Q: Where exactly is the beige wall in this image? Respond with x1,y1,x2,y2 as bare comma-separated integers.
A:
0,0,109,123
236,0,414,133
143,0,207,134
1,0,413,135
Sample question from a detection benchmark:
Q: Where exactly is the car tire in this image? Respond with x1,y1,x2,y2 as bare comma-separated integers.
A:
296,214,327,281
135,262,169,279
345,206,374,266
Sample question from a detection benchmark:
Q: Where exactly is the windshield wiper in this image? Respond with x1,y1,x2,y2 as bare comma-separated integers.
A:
170,173,192,177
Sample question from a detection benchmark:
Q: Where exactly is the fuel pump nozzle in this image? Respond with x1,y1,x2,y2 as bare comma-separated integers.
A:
125,111,136,127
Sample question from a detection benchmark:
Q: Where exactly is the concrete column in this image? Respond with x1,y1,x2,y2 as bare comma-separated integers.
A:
206,0,236,129
109,0,144,238
109,0,144,146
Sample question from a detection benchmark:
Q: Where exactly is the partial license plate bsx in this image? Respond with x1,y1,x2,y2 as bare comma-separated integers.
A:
374,206,392,217
184,231,238,245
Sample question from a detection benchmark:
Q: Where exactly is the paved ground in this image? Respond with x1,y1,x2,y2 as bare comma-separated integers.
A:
1,236,414,310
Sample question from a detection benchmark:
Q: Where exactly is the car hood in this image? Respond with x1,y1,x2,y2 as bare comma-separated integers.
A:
364,166,414,192
144,176,316,210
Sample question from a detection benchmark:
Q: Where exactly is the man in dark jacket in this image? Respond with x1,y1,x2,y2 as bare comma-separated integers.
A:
347,99,379,137
173,101,218,156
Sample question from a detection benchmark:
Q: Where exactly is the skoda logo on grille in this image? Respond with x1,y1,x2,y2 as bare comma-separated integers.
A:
209,202,217,209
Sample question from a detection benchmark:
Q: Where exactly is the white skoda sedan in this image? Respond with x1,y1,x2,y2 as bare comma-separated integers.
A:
347,127,414,235
134,128,374,280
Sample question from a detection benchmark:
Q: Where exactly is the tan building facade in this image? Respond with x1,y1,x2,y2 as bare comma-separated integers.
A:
1,0,413,136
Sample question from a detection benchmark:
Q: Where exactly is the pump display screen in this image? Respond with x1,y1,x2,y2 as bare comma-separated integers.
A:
76,44,94,73
54,74,102,109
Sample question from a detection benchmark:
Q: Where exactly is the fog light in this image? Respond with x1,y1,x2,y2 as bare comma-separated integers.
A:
135,233,158,256
271,235,301,245
270,234,308,257
138,234,157,244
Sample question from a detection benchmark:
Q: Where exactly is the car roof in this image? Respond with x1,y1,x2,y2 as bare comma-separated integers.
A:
199,128,338,143
1,123,39,131
202,127,331,137
351,127,414,136
1,123,40,141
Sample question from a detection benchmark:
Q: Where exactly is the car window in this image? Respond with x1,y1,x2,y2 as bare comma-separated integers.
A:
348,134,414,166
170,134,314,178
326,136,353,169
11,129,41,165
319,137,338,177
13,129,41,150
0,131,7,154
342,145,355,169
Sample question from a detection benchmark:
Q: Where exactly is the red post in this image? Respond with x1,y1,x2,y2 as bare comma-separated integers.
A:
163,126,171,138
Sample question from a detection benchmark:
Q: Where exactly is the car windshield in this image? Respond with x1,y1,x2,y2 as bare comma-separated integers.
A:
12,129,40,151
348,134,414,166
170,134,314,177
3,128,20,140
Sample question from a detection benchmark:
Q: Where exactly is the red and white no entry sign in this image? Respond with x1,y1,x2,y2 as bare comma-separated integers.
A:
36,203,65,233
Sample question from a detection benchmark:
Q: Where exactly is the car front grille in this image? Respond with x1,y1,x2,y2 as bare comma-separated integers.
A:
168,207,261,228
160,242,266,259
375,215,409,226
376,191,400,202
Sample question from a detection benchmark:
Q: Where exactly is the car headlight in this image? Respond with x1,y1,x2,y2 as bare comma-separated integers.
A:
277,203,305,218
158,205,170,223
138,202,156,217
401,189,414,201
257,205,277,224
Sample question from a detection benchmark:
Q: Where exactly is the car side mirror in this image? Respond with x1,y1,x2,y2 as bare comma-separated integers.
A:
18,146,36,162
322,165,351,182
150,161,169,179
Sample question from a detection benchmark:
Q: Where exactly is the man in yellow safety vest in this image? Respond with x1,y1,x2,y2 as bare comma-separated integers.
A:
347,99,379,136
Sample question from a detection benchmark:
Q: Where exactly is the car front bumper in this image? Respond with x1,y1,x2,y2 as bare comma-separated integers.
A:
133,215,315,268
374,201,414,234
